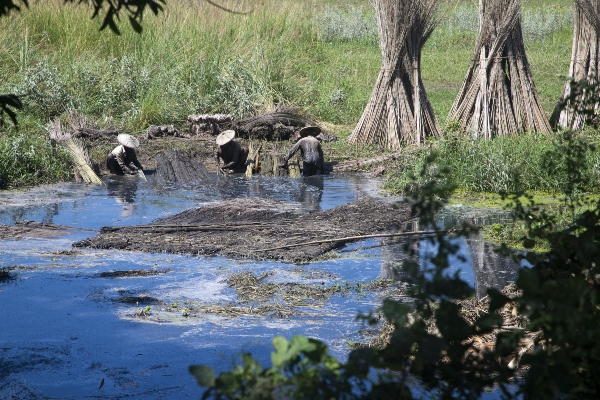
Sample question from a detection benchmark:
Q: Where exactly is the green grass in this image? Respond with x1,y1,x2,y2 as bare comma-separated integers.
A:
0,0,584,189
383,129,600,195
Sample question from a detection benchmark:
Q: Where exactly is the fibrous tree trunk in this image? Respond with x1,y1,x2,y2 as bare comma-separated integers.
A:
349,0,442,149
448,0,551,138
551,0,600,130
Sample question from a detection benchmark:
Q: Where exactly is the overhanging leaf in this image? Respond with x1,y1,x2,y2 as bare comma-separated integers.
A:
189,365,215,387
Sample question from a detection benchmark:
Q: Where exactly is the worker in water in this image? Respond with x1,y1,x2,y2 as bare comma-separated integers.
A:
214,130,249,173
279,126,325,176
106,133,144,175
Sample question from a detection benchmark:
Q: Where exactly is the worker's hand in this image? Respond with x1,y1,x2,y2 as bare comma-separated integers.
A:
126,169,137,175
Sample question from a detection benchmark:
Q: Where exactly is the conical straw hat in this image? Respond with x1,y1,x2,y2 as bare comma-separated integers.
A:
117,134,140,148
299,126,321,138
216,130,235,146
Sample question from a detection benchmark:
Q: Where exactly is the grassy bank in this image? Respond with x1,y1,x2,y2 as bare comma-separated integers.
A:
0,0,581,189
383,129,600,196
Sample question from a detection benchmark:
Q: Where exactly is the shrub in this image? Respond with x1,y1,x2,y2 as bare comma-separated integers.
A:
0,132,72,188
318,6,378,44
384,130,600,196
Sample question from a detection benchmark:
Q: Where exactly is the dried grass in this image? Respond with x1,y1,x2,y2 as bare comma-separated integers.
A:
552,0,600,130
47,114,104,185
349,0,443,149
448,0,552,138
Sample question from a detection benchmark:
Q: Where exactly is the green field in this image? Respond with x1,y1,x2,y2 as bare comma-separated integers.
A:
0,0,582,188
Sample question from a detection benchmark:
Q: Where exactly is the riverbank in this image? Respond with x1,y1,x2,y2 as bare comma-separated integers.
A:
0,0,577,190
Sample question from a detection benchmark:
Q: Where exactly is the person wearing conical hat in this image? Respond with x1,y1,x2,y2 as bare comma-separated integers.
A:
106,134,144,175
214,130,249,173
279,126,325,177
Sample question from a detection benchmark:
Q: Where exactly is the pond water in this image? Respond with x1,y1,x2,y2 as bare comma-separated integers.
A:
0,173,520,399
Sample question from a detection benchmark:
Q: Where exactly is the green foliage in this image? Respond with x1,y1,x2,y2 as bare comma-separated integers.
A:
0,0,165,33
384,129,600,196
318,6,377,44
0,93,22,126
191,335,354,400
191,134,600,398
500,191,600,397
439,3,573,42
0,131,72,188
0,0,28,18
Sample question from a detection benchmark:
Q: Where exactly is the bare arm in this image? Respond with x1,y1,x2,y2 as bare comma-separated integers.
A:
130,148,143,170
282,141,302,165
318,145,325,172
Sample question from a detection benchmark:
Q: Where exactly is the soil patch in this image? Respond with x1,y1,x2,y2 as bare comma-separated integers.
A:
97,269,172,278
73,197,416,263
0,220,86,239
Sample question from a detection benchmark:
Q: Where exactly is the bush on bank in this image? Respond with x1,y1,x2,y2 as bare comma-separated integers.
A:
192,153,600,399
383,129,600,196
0,130,71,189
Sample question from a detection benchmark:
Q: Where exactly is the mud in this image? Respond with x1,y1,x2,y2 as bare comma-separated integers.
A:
73,197,416,263
97,269,172,278
0,220,88,239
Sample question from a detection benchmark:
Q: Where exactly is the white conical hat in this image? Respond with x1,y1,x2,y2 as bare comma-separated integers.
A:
117,134,140,148
216,130,235,146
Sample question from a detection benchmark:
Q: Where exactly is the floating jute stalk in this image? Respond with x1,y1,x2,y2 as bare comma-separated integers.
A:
349,0,444,149
448,0,551,138
551,0,600,130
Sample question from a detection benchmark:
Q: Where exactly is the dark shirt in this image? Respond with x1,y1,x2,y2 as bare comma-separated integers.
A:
284,137,324,172
215,140,247,170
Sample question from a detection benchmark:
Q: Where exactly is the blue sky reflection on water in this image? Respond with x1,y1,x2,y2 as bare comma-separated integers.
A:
0,173,518,398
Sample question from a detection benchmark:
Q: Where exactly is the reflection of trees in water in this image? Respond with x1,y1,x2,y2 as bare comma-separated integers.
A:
379,226,520,299
380,220,422,282
380,238,422,282
466,234,520,298
292,176,324,211
40,203,60,224
107,177,139,218
0,202,61,225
